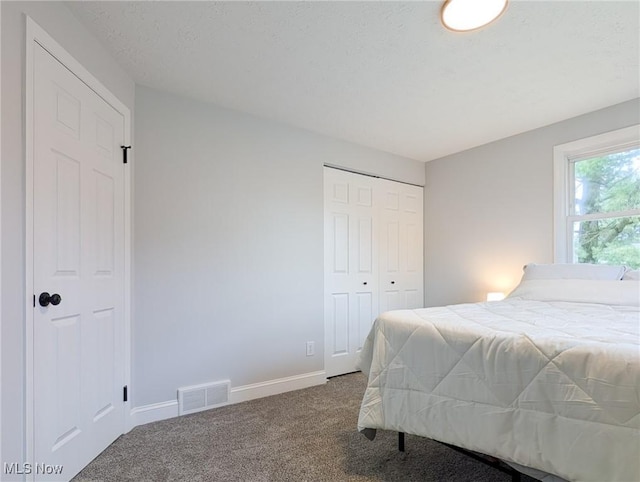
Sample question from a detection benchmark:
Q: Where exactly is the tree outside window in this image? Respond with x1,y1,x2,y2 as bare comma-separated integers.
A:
571,147,640,268
554,126,640,267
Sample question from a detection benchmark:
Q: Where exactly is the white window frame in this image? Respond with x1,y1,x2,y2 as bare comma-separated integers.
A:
553,124,640,263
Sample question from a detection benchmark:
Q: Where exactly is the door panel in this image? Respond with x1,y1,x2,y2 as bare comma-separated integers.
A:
324,169,378,377
94,172,115,274
324,168,423,376
405,289,420,309
331,293,349,355
90,308,116,420
54,85,81,137
332,214,349,274
51,313,82,448
356,292,373,350
383,190,399,211
384,221,400,272
324,168,423,377
356,186,373,206
33,43,125,480
54,153,82,275
357,218,373,273
406,223,420,272
378,179,424,313
383,290,402,312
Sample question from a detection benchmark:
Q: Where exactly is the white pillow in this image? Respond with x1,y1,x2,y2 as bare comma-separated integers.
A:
507,279,640,306
623,270,640,280
521,263,626,281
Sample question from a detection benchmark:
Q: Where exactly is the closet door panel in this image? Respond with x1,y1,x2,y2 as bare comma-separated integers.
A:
330,293,349,356
406,223,421,273
324,168,378,377
357,217,373,274
331,213,349,274
378,179,423,314
324,168,423,377
355,292,374,351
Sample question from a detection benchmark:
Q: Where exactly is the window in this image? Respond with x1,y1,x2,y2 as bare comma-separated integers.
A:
554,125,640,269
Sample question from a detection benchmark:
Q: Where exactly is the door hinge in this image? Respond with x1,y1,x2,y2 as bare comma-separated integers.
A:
123,385,128,402
121,145,132,164
33,294,36,307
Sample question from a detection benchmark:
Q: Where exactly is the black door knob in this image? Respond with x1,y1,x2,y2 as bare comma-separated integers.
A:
39,292,62,307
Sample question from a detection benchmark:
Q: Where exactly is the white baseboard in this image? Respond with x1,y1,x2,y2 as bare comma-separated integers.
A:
230,370,326,404
129,370,327,428
129,399,179,428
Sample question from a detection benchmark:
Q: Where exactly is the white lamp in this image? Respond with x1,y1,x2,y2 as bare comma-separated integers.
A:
486,292,506,302
441,0,508,32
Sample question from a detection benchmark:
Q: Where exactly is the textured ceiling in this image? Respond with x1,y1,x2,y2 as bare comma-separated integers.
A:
67,1,640,162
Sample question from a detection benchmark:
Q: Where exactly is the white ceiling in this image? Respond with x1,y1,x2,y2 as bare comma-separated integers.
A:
67,1,640,162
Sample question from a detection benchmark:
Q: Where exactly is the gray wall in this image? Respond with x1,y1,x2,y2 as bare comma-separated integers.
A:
423,98,640,307
0,1,135,470
134,86,424,406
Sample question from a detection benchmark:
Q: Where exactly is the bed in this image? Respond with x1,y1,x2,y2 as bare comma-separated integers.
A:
357,264,640,482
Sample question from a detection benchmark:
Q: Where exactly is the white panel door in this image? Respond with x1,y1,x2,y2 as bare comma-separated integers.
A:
378,179,424,314
324,168,378,377
33,43,125,480
324,169,423,377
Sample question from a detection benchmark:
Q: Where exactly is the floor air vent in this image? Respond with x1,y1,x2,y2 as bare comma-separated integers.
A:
178,380,230,415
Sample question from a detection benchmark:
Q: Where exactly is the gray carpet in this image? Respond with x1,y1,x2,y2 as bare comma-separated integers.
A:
74,372,535,481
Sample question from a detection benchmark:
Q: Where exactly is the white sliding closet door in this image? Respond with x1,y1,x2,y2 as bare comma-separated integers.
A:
324,167,423,377
324,168,378,377
378,181,424,313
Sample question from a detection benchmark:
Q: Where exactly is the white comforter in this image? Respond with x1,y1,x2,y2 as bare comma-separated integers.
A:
357,299,640,482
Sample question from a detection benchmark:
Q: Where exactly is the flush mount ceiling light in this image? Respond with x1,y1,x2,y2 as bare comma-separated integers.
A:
441,0,508,32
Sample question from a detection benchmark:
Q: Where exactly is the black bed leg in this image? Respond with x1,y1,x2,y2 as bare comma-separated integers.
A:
511,472,521,482
398,432,405,452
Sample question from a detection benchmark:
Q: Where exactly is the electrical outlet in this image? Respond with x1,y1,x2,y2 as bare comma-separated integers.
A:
306,341,315,357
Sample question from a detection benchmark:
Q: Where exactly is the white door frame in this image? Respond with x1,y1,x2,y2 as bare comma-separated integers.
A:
25,16,133,473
